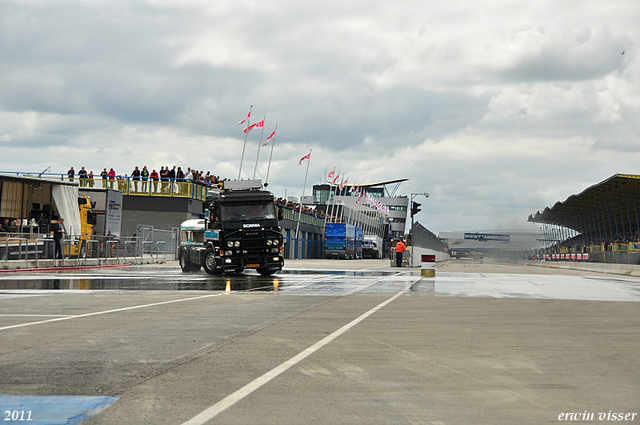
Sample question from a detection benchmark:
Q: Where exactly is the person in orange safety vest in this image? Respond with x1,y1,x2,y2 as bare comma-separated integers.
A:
395,240,406,267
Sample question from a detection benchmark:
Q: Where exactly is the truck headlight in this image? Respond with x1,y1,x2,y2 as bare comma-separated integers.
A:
234,240,240,248
273,239,279,246
266,240,272,246
227,241,234,248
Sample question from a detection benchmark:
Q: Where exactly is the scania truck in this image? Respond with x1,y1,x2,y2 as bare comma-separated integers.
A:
179,179,284,275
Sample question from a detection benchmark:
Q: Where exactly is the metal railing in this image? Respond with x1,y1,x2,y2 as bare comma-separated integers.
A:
0,171,213,201
281,208,325,227
1,226,179,266
3,238,28,261
68,175,210,201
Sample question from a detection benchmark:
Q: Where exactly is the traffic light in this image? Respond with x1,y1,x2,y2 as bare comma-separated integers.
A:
411,201,421,217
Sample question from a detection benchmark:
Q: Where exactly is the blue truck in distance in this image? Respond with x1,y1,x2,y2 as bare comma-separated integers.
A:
324,223,363,259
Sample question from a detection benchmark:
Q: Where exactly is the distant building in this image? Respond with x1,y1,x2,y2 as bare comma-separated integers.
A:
438,229,545,257
312,178,409,240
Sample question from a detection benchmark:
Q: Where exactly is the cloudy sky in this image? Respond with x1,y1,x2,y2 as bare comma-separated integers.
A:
1,0,638,233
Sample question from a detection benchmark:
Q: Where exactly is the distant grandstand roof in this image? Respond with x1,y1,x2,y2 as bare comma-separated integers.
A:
528,174,640,235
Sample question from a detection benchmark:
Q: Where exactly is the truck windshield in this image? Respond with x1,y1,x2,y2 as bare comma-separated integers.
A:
220,203,276,222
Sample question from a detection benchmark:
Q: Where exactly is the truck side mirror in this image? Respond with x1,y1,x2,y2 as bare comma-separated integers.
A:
278,207,284,221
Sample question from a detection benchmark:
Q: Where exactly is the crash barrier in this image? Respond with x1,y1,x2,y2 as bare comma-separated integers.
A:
411,222,448,253
410,222,449,266
545,253,591,261
540,243,640,265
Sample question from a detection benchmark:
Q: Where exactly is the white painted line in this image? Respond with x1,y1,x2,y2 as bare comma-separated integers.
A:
181,290,405,425
0,293,225,332
0,314,70,317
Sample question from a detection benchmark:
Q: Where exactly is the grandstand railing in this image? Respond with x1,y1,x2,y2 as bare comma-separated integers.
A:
2,172,211,201
69,177,209,200
280,207,325,228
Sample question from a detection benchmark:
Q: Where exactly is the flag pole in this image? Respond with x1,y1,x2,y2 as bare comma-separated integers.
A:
295,149,312,242
264,124,277,186
329,171,339,223
323,168,334,230
252,116,266,180
238,105,253,180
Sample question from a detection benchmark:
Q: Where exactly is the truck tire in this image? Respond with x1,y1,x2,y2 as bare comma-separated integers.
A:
203,248,221,275
180,247,200,272
256,268,274,276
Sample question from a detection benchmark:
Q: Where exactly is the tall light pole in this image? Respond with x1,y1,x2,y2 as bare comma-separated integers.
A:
410,192,429,267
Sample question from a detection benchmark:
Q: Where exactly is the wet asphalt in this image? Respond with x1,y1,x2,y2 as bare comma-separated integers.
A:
0,259,639,424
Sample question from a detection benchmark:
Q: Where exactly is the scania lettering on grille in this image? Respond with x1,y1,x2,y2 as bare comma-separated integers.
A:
243,223,260,228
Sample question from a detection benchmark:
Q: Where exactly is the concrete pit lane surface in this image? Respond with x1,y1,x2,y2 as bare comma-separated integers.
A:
0,259,639,425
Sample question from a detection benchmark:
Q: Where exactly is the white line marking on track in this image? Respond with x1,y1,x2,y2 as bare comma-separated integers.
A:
181,290,405,425
0,314,69,317
0,293,225,332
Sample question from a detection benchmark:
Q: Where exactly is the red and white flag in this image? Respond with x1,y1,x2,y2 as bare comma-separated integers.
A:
299,152,311,165
238,109,251,125
333,173,340,184
243,119,264,134
328,170,335,180
263,129,276,146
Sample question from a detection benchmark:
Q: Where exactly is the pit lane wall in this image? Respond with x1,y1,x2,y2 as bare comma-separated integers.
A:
529,259,640,277
411,222,450,264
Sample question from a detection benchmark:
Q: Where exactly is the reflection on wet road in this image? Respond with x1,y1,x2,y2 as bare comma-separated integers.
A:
1,265,640,301
0,267,416,294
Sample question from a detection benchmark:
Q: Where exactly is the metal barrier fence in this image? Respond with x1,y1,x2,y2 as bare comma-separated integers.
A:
135,225,179,261
1,226,179,265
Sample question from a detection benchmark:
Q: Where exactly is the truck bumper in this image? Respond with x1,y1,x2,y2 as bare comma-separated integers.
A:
222,255,284,272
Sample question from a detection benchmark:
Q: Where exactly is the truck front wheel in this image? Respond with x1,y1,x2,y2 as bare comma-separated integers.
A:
256,268,274,276
203,248,221,275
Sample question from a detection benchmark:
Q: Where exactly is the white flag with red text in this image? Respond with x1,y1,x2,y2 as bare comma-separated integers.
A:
243,119,264,134
299,152,311,165
238,109,251,125
263,129,276,146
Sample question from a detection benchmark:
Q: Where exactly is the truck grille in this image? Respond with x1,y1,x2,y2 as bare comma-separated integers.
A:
243,230,265,252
